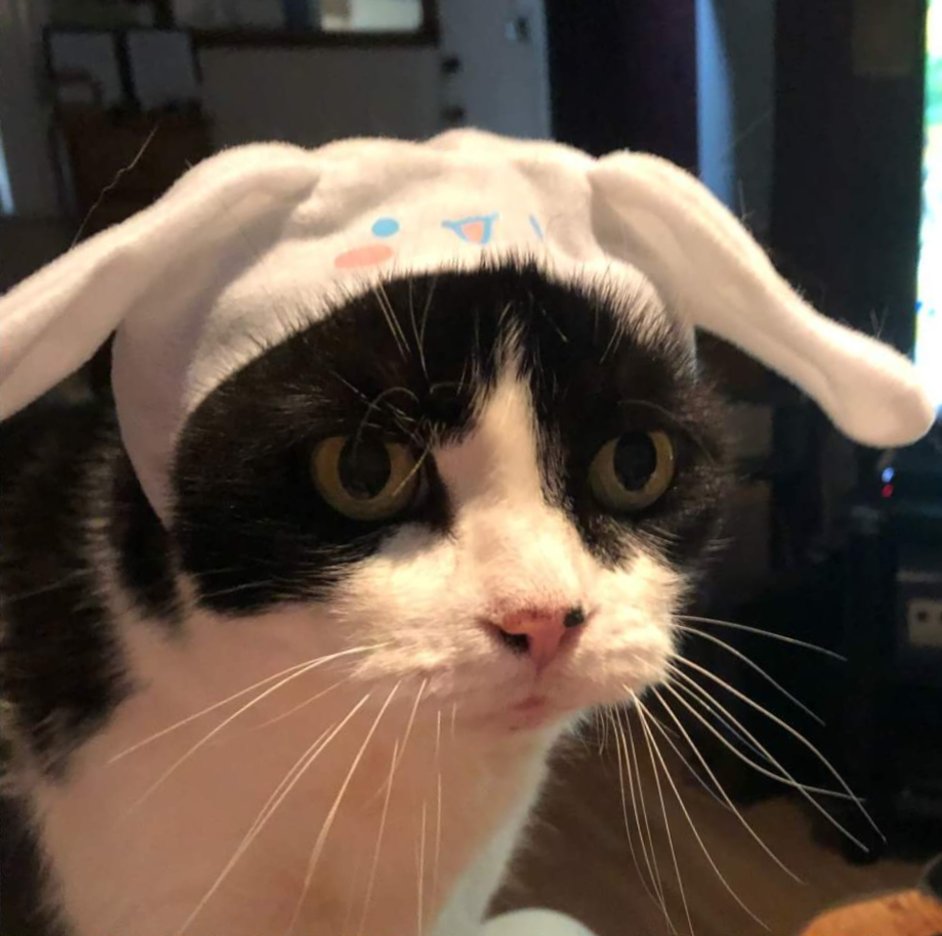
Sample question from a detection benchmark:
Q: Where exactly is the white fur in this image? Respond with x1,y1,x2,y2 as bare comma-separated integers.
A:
26,364,681,936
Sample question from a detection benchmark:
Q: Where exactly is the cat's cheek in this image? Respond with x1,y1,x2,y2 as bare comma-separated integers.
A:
561,549,684,703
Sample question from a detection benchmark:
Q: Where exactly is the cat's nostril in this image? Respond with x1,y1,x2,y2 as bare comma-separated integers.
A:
489,605,585,670
564,606,586,629
497,630,530,655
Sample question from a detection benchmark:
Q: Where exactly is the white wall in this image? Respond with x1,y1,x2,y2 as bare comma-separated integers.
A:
437,0,550,140
199,45,441,148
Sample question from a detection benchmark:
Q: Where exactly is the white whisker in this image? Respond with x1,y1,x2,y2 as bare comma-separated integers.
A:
109,644,383,764
251,677,347,731
407,278,430,385
629,700,733,814
623,706,673,932
633,694,695,936
433,710,444,909
287,681,402,935
656,678,804,880
373,282,410,360
644,687,771,930
675,624,824,725
673,657,881,839
126,646,382,811
174,694,372,936
679,615,845,661
393,676,428,772
356,736,401,936
609,708,660,908
666,667,860,802
417,799,428,936
667,668,871,852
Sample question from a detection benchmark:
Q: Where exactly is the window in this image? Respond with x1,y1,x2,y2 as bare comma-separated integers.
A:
171,0,431,36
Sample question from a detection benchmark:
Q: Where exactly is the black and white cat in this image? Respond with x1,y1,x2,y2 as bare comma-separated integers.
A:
0,131,932,936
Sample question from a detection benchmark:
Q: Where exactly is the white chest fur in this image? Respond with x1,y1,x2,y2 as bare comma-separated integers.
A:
30,608,559,936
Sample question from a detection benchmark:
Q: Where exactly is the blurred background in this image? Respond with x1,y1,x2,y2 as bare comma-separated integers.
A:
1,1,941,934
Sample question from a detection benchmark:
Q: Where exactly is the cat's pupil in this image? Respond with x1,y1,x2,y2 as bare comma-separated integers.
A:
613,433,657,490
338,438,391,499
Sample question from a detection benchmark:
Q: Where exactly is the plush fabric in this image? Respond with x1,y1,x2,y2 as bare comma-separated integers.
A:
484,909,599,936
0,129,933,521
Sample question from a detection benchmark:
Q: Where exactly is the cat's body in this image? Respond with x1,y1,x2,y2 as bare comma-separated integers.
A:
0,264,727,935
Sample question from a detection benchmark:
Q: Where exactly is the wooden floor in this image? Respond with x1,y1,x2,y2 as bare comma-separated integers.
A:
494,723,934,936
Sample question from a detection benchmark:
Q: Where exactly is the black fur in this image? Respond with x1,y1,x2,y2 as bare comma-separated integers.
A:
0,402,179,777
0,404,129,776
172,261,729,614
110,455,181,624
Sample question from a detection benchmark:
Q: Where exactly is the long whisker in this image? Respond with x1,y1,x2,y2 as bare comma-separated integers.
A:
373,282,410,360
125,646,383,810
251,677,347,731
678,615,845,661
356,736,400,936
597,708,610,756
109,644,385,764
665,668,859,801
174,694,372,936
673,657,881,838
609,708,660,908
287,681,402,935
655,679,803,881
673,671,871,849
645,687,771,930
623,706,673,932
417,799,428,936
432,710,444,910
633,694,694,936
407,278,431,385
665,673,773,767
630,701,733,815
418,274,437,356
393,676,428,773
667,672,869,856
1,568,86,604
675,624,824,725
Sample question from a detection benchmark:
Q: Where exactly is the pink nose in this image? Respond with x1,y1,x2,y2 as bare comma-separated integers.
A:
493,606,586,671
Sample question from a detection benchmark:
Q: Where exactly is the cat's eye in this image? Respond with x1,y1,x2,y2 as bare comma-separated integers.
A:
588,430,675,512
311,436,420,521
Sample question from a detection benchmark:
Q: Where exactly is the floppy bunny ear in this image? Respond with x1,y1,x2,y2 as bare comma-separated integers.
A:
591,153,935,448
0,143,315,419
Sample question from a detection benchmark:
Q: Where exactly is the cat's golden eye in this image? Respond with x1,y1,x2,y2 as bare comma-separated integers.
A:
311,436,420,521
588,430,675,512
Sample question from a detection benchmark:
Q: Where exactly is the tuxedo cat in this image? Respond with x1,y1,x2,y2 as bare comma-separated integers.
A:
0,131,931,936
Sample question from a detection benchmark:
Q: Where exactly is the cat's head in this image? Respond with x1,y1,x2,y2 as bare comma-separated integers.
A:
169,261,727,730
0,131,932,733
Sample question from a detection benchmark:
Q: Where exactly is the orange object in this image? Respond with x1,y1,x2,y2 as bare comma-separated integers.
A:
799,889,942,936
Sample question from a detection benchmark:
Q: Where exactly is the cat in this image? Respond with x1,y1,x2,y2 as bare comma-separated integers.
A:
0,259,728,936
0,129,932,936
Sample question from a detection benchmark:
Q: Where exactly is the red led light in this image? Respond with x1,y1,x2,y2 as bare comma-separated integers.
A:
881,483,894,499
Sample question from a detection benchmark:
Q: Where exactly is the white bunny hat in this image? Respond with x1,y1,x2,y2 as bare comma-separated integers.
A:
0,129,934,523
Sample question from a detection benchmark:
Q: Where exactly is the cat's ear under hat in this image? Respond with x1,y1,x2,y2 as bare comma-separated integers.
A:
592,153,935,448
0,143,315,419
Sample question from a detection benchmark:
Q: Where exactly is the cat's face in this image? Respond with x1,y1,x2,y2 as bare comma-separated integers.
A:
170,263,729,732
